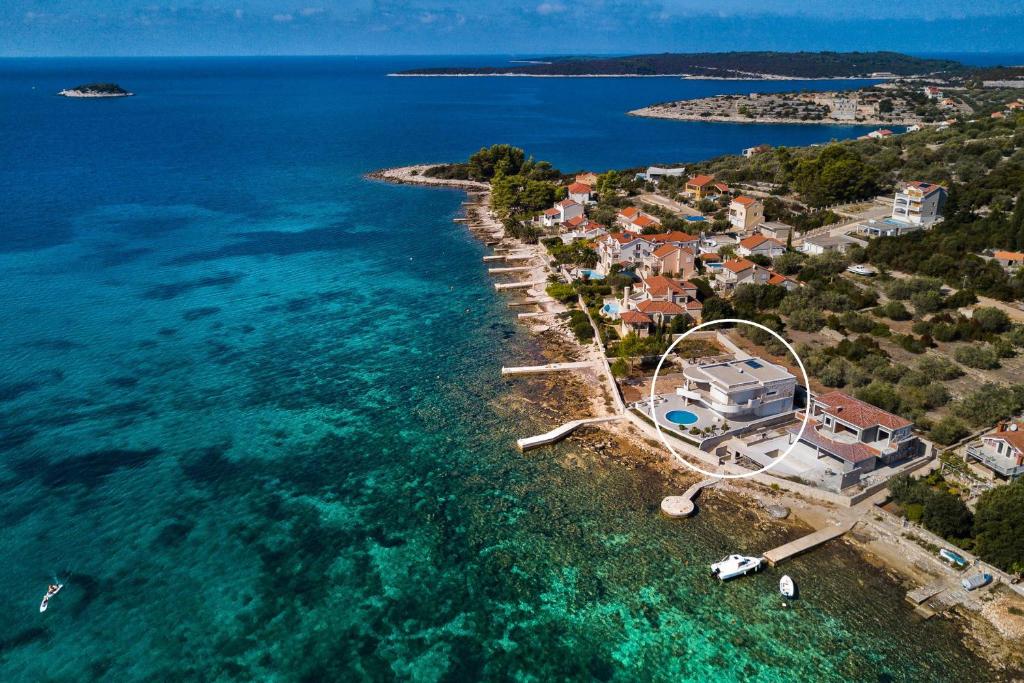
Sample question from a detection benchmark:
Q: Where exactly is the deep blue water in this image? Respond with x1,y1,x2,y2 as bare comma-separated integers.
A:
0,57,997,681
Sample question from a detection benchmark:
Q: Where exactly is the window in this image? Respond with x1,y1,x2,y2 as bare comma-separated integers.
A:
878,429,890,442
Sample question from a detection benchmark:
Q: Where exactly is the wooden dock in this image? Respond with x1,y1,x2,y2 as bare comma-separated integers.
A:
517,416,625,451
762,521,854,566
501,361,596,376
661,478,719,517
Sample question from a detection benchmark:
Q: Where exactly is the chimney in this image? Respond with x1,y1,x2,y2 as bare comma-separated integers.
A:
622,286,630,307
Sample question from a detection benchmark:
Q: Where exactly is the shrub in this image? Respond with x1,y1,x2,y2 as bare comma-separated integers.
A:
546,282,577,304
973,479,1024,572
973,306,1012,334
877,301,911,321
915,355,963,380
929,417,970,445
953,344,1000,369
788,308,826,332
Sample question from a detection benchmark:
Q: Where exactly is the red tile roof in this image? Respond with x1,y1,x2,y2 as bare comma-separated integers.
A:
713,182,730,193
985,423,1024,453
699,253,721,262
902,181,944,197
619,206,640,219
732,195,759,206
815,391,912,431
740,235,783,250
767,273,795,286
652,244,680,258
620,310,653,324
687,174,715,187
646,230,698,244
633,214,659,228
636,300,687,315
567,182,592,194
722,258,756,273
642,275,687,297
564,215,587,227
557,199,580,208
994,250,1024,262
543,208,559,216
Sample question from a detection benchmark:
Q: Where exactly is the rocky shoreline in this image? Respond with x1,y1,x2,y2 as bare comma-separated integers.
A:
629,106,920,127
369,163,1024,671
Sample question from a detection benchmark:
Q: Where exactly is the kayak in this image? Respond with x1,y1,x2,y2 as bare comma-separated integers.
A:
779,575,796,599
39,584,62,613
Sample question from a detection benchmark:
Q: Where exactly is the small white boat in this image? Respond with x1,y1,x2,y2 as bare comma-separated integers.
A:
711,554,764,581
40,584,62,613
779,575,795,598
961,573,992,591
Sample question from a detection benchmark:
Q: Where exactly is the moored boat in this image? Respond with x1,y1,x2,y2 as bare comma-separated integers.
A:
961,573,992,591
39,584,62,613
711,554,764,581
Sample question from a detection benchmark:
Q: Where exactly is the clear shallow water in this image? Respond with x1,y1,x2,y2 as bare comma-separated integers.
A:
0,57,998,680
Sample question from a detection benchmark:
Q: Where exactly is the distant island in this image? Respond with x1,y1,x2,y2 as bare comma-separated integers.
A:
58,83,133,98
394,51,963,79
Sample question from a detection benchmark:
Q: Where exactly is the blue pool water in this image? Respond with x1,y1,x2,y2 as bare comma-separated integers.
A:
602,301,621,315
665,410,700,426
579,269,605,280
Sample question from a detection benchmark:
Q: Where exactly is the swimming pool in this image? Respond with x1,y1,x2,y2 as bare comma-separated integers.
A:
665,410,699,426
601,301,620,315
579,269,605,280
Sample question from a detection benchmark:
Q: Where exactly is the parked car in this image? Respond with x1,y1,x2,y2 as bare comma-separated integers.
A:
847,264,877,276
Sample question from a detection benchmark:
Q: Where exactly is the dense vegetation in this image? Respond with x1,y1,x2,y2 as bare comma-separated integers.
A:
64,82,130,95
401,52,962,78
890,472,1024,573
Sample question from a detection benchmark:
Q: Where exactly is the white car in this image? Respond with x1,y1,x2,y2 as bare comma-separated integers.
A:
847,264,876,276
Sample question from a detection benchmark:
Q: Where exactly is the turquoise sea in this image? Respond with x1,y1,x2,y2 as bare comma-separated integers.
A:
0,57,1002,680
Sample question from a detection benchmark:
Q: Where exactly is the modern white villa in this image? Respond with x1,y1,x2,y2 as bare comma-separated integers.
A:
965,421,1024,480
676,357,797,419
891,180,947,225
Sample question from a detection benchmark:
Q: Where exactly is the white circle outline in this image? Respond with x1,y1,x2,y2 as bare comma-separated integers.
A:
647,318,812,479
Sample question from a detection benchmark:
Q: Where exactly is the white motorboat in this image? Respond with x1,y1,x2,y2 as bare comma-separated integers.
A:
779,575,796,598
710,554,764,581
40,584,62,613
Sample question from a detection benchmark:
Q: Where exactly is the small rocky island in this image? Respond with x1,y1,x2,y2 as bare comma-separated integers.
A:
58,83,133,98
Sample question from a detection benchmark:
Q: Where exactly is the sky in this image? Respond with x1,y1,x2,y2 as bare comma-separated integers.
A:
2,0,1024,57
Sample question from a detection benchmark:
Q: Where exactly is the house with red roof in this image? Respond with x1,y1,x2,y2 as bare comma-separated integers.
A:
558,216,607,244
892,181,946,226
638,243,696,279
994,250,1024,271
766,271,800,292
728,196,765,232
965,421,1024,480
714,258,770,292
615,276,702,333
684,174,716,200
793,391,920,473
567,182,594,204
867,128,894,139
615,206,662,234
618,310,654,338
737,234,786,259
595,231,699,275
538,198,585,228
575,172,599,186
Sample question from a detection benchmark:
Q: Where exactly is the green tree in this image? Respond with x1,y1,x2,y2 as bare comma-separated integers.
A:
974,479,1024,572
922,491,974,540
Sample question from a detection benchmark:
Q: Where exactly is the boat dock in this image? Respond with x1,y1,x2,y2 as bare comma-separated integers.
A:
517,416,625,451
516,311,555,320
661,478,719,517
495,280,547,291
483,253,534,262
906,581,947,606
488,266,534,274
501,361,596,376
507,298,553,307
762,521,855,566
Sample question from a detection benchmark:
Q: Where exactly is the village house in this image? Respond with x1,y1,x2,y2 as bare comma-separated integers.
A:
575,172,599,186
891,180,946,226
801,234,859,255
714,258,770,292
595,231,700,275
712,182,730,197
558,216,607,244
757,221,793,242
637,243,696,279
791,391,920,479
684,174,716,200
728,196,765,232
866,129,894,140
993,250,1024,270
676,356,797,420
615,276,701,336
965,421,1024,480
924,85,943,100
618,310,655,338
638,166,686,184
737,234,786,259
742,144,771,158
767,271,800,291
616,206,662,233
538,199,584,228
567,182,594,204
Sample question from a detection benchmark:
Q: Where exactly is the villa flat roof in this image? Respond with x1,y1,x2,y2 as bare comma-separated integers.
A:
689,357,794,390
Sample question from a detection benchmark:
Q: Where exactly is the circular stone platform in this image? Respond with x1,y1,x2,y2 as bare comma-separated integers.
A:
661,496,695,517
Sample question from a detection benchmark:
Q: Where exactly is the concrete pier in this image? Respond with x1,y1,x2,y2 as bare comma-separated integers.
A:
762,521,854,566
516,312,554,319
495,280,547,291
501,361,596,376
661,478,719,517
507,298,554,307
488,266,534,274
483,253,534,262
517,416,625,451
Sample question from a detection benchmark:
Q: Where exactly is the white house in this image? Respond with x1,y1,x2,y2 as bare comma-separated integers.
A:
640,166,687,184
737,235,786,259
867,129,894,140
567,182,594,204
596,231,699,275
676,356,797,419
965,421,1024,480
892,181,946,226
714,258,770,292
539,199,584,228
728,196,765,232
616,206,661,234
742,144,771,158
801,234,859,255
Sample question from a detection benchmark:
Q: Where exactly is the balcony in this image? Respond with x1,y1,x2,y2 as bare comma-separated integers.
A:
966,443,1024,478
